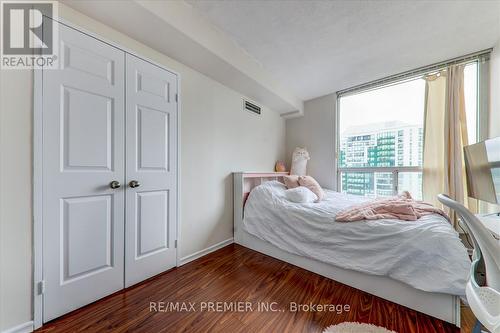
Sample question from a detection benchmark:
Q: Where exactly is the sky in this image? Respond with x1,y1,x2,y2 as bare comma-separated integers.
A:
339,77,425,134
339,62,478,143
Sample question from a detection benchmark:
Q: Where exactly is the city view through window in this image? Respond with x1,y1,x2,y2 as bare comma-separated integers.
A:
338,63,477,199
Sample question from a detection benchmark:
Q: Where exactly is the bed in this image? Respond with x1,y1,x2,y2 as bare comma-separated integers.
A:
233,172,471,327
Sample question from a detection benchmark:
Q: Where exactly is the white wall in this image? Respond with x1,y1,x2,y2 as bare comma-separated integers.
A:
0,4,285,331
0,69,34,332
285,94,336,189
180,68,285,257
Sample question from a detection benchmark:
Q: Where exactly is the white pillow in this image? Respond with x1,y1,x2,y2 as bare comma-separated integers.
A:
285,186,318,203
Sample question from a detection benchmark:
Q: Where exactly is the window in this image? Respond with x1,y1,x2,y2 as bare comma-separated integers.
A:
337,62,479,199
464,62,478,144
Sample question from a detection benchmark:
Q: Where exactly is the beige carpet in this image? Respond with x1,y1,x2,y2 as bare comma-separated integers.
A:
322,322,397,333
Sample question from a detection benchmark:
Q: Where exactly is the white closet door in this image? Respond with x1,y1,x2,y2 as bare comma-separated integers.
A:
42,23,125,322
125,54,178,287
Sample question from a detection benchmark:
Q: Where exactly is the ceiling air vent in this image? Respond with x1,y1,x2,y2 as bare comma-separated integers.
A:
244,100,261,115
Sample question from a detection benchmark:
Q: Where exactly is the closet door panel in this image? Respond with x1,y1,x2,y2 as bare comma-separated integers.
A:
125,54,178,287
42,23,125,322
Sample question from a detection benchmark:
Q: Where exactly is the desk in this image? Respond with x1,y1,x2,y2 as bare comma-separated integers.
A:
476,213,500,240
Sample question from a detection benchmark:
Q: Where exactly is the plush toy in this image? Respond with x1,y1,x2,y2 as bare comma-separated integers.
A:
290,147,310,176
275,161,286,172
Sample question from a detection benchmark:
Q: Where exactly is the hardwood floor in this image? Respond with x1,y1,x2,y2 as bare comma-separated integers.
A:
37,244,471,333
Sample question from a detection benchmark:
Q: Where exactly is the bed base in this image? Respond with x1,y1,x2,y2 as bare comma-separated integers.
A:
233,172,461,327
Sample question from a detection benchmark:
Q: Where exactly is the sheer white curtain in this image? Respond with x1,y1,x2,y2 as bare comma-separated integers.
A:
422,65,471,227
422,71,447,207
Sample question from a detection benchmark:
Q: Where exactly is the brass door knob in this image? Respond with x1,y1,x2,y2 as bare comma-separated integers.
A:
129,180,141,188
109,181,121,189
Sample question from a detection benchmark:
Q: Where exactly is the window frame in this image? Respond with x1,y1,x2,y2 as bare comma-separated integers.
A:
335,59,486,196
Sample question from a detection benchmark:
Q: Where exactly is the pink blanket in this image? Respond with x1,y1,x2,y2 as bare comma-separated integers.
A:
336,192,450,223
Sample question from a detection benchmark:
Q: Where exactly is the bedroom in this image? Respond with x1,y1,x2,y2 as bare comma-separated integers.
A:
0,1,499,333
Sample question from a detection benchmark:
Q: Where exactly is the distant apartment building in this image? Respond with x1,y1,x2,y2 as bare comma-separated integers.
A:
339,121,423,198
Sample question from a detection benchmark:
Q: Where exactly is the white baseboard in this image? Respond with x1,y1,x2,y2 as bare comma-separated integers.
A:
178,238,233,266
2,321,33,333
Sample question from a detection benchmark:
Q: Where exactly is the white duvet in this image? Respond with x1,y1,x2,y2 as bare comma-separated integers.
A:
243,181,470,296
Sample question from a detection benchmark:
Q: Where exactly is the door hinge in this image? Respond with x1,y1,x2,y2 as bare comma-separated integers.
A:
38,280,45,295
174,240,177,248
175,93,178,102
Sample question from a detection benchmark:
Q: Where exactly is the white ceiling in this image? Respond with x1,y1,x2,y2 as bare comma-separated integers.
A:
186,0,500,101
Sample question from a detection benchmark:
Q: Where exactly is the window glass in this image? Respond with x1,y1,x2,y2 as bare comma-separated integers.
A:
464,62,478,144
338,63,478,197
338,79,425,197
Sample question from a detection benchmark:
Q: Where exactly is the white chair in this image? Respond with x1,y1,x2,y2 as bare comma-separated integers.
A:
438,194,500,333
